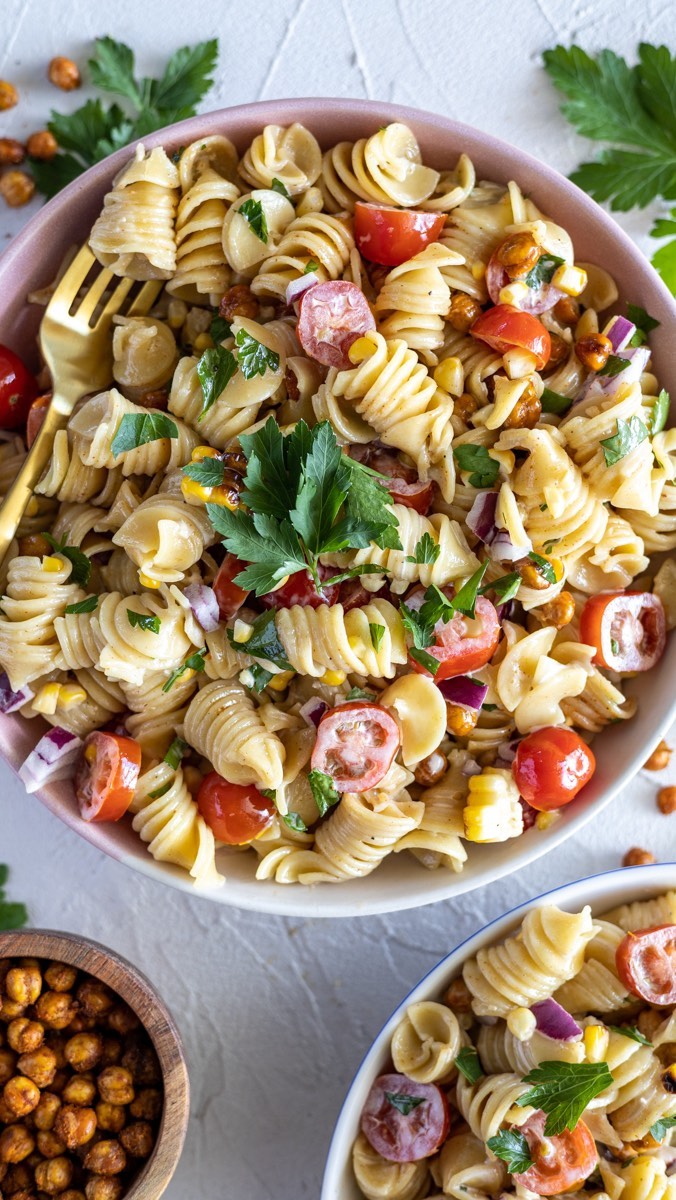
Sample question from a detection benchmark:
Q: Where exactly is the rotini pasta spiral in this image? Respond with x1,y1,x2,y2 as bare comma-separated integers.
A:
130,763,223,888
251,211,354,301
602,891,676,932
167,158,240,302
112,475,215,585
183,679,285,791
274,598,407,678
320,123,439,212
352,1133,429,1200
34,429,114,504
89,144,179,279
69,389,199,477
476,1021,584,1074
394,750,469,872
391,1001,466,1083
0,554,83,690
374,243,461,365
239,123,322,195
456,1071,534,1141
431,1131,507,1200
112,316,178,401
554,920,636,1014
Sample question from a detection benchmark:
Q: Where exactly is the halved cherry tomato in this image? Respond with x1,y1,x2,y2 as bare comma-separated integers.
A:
514,1112,598,1196
0,345,39,430
76,732,141,823
354,202,446,267
407,588,501,681
360,1073,450,1163
297,280,375,369
616,925,676,1005
513,727,595,811
470,304,551,370
197,772,276,845
350,444,433,514
213,554,250,621
579,592,666,673
260,565,339,610
26,392,51,447
311,701,401,791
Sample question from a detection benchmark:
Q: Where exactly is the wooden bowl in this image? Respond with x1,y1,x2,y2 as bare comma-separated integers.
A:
0,928,189,1200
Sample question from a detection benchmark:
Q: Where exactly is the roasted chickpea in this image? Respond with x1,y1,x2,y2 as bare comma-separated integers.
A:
6,963,40,1004
76,982,113,1022
284,365,300,404
85,1177,124,1200
17,1046,57,1088
7,1020,44,1056
446,291,482,332
553,295,580,327
3,1077,40,1118
0,81,18,110
35,992,78,1030
25,130,58,160
2,1161,33,1192
35,1154,74,1193
544,331,569,370
37,1128,67,1158
105,1007,139,1037
120,1120,154,1158
33,1092,61,1132
64,1034,103,1074
0,1096,18,1124
54,1105,97,1150
414,750,448,787
138,388,168,411
0,997,26,1022
575,332,613,372
99,1039,122,1069
43,964,78,994
96,1067,133,1107
47,1035,68,1070
60,1192,87,1200
529,590,576,630
47,57,81,91
0,1124,35,1162
453,391,480,422
657,786,676,814
94,1103,125,1134
61,1075,96,1108
0,1049,17,1086
129,1087,162,1122
445,701,479,737
623,846,656,866
503,381,542,430
83,1140,126,1176
67,1012,97,1034
644,740,672,771
0,138,25,165
495,232,540,279
218,283,258,322
518,554,563,591
444,976,473,1013
120,1045,159,1086
0,171,35,208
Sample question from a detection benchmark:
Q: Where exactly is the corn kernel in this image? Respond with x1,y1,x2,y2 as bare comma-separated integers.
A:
506,1007,537,1041
193,332,214,352
232,619,253,644
551,263,588,297
191,445,220,462
267,670,295,692
320,669,346,686
42,555,63,572
471,261,486,281
167,299,188,329
536,810,559,831
180,476,211,505
499,281,531,307
348,336,374,364
24,496,40,517
433,357,464,396
58,684,86,708
584,1024,609,1062
32,682,62,714
503,347,539,379
138,572,161,589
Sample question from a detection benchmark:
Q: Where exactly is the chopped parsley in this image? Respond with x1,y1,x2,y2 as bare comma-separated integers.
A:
110,412,178,457
516,1060,614,1135
127,610,161,634
43,534,92,588
453,444,500,488
238,197,268,243
600,415,649,466
196,345,237,418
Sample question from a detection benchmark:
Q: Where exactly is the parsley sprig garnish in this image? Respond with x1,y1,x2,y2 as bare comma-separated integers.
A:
487,1130,533,1174
308,770,340,817
405,533,440,565
208,418,401,598
384,1092,426,1116
600,415,649,466
400,564,489,675
516,1060,613,1135
455,1047,483,1084
110,412,178,458
43,535,92,588
162,648,207,693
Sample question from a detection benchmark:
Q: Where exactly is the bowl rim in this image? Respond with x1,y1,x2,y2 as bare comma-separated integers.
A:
320,861,676,1199
2,96,676,918
0,927,190,1200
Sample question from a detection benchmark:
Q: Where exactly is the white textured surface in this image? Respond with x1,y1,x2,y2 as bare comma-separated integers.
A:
1,3,676,1197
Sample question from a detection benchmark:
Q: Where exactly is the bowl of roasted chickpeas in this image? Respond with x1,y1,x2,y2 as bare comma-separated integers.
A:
0,930,189,1200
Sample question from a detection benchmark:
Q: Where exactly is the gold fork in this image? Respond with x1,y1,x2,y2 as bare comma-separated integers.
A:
0,243,162,562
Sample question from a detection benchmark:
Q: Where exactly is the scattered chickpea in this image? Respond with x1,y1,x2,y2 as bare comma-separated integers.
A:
96,1067,133,1107
414,750,448,787
543,331,569,370
85,1176,124,1200
0,996,26,1022
120,1120,154,1158
443,977,473,1013
553,295,580,327
35,992,78,1030
0,81,18,111
623,847,656,867
17,533,52,558
575,332,613,372
61,1075,96,1108
54,1104,97,1150
68,1012,97,1034
25,130,58,160
95,1102,125,1134
129,1087,162,1122
61,1192,87,1200
644,740,672,771
2,1161,33,1191
47,57,81,91
32,1092,61,1131
37,1128,67,1158
0,171,35,208
518,557,558,591
0,1097,18,1125
0,1050,17,1087
5,966,42,1008
0,1123,35,1163
64,1034,103,1075
120,1045,159,1087
7,1020,44,1056
0,137,25,165
99,1038,122,1069
3,1077,40,1118
35,1153,74,1193
453,392,480,422
17,1046,57,1089
138,388,169,411
218,283,258,322
530,591,576,630
504,381,542,430
494,232,540,279
43,964,77,994
76,982,113,1022
657,786,676,815
445,701,479,737
83,1139,126,1176
446,292,482,333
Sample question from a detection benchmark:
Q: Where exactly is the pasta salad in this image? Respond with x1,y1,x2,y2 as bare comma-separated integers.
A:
352,890,676,1200
0,120,673,891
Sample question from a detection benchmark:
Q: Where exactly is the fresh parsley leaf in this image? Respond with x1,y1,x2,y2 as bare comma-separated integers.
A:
384,1092,426,1116
290,421,348,555
271,177,291,199
487,1130,534,1174
0,865,8,888
149,39,218,112
651,211,676,294
110,412,178,457
282,811,308,833
238,197,268,243
64,595,98,615
405,533,440,565
650,1116,676,1142
543,539,560,554
346,687,377,701
650,388,670,434
482,702,498,711
227,609,292,671
453,444,500,488
43,534,92,588
182,457,226,487
541,386,574,415
308,769,340,818
29,153,85,199
340,459,402,551
212,508,306,596
369,622,385,651
482,572,521,603
47,98,128,163
196,345,238,417
517,1060,614,1135
523,252,565,289
164,737,188,770
240,416,301,520
600,415,650,467
210,314,232,343
450,563,490,618
248,663,274,692
127,609,161,634
235,329,280,379
598,353,630,377
318,565,387,589
455,1047,483,1084
161,648,207,693
304,258,320,273
88,36,144,107
627,303,660,342
608,1025,652,1046
528,552,557,584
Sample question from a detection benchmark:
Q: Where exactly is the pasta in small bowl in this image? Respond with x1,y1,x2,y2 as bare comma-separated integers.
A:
322,863,676,1200
0,99,675,916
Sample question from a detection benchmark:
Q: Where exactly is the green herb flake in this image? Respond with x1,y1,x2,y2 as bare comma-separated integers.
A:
64,595,98,615
345,687,377,701
455,1047,483,1084
182,457,226,487
43,534,92,588
482,572,521,603
210,314,232,344
148,781,173,800
453,444,500,488
384,1092,426,1116
110,412,178,458
627,303,660,339
196,345,238,418
610,637,620,655
235,329,280,380
271,177,291,199
162,648,208,693
227,609,291,671
528,552,557,584
451,562,490,618
238,197,268,243
405,532,440,565
282,811,308,833
487,1130,534,1175
127,609,161,634
600,414,650,467
541,386,574,415
608,1025,652,1046
517,1060,614,1135
369,622,385,652
523,252,565,289
248,663,275,693
650,1116,676,1142
650,388,670,435
308,769,340,818
598,353,631,378
164,737,188,770
304,258,320,274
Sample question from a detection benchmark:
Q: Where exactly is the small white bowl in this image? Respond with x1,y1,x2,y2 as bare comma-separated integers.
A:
321,862,676,1198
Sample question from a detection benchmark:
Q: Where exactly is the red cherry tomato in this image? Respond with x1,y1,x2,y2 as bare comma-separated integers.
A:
297,280,375,369
360,1073,450,1163
260,565,340,610
350,444,433,514
513,727,595,811
310,701,401,791
76,732,141,823
26,392,52,447
353,202,446,267
197,772,276,845
579,592,666,672
616,925,676,1005
485,252,564,315
0,345,39,430
407,590,501,681
514,1112,598,1196
470,304,551,370
213,554,250,621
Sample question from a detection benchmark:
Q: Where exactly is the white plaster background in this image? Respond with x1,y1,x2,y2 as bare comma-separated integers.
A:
1,2,676,1196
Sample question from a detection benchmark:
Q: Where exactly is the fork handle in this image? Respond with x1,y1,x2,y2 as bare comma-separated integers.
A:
0,398,72,564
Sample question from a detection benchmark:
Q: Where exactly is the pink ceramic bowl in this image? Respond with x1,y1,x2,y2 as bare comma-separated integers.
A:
1,99,675,918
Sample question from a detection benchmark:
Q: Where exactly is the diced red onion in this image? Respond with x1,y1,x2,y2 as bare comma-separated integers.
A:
286,271,320,307
575,345,651,406
495,600,517,623
496,738,521,766
488,530,532,563
605,315,636,353
438,676,488,711
19,728,82,794
461,758,483,777
299,698,328,728
530,998,582,1041
0,672,33,714
184,583,220,633
466,491,499,544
